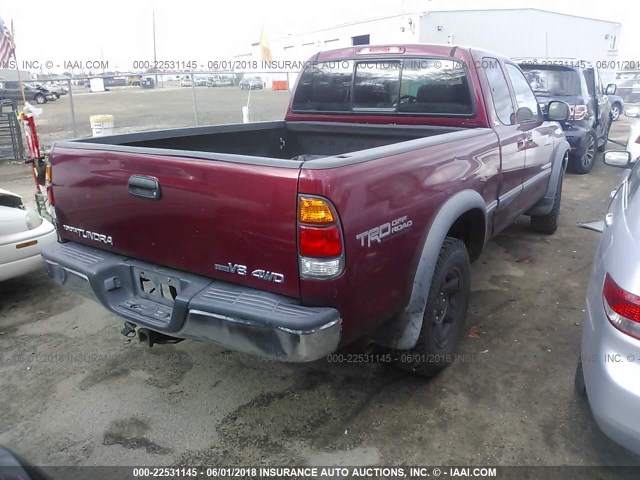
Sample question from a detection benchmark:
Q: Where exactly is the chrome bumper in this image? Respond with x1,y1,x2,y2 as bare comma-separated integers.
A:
42,241,341,362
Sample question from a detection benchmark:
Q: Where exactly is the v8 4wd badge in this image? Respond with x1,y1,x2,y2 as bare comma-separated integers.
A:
214,262,285,284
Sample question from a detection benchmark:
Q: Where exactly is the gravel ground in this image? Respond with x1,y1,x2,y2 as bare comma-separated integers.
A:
0,98,639,478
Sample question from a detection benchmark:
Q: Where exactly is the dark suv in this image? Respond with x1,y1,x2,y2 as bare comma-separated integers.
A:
517,60,616,174
0,81,56,105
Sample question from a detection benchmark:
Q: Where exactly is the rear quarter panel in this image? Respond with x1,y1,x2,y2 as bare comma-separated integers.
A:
299,130,499,342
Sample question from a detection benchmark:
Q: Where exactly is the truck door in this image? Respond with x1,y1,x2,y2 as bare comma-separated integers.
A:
593,68,611,140
482,58,525,234
504,63,555,212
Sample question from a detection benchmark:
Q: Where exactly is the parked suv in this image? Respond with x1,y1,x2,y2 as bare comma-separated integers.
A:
0,81,56,104
239,77,264,90
517,59,616,174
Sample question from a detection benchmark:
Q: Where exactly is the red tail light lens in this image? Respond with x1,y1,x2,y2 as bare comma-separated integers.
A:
635,135,640,145
603,273,640,339
299,226,342,257
569,104,588,121
45,164,54,207
298,195,344,278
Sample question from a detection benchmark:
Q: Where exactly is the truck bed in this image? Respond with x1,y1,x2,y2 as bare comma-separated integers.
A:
50,121,490,300
68,121,466,164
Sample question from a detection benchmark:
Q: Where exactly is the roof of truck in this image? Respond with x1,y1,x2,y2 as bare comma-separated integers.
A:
311,44,468,61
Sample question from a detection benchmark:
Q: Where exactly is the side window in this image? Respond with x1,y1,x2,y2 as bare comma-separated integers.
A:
505,64,541,123
583,69,595,96
483,58,515,125
597,70,604,95
588,69,603,95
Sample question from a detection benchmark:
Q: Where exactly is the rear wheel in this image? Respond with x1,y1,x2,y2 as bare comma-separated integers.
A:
568,131,596,174
530,170,563,234
393,237,471,376
34,93,46,104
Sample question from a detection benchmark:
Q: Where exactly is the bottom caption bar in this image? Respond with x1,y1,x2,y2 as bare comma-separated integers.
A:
3,465,640,480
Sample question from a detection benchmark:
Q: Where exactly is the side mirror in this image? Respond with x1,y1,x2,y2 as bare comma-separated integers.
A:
515,106,535,123
605,84,617,95
603,150,632,168
547,101,570,121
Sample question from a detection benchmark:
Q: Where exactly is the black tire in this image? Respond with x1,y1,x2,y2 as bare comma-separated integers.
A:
34,93,46,104
575,357,587,397
610,103,621,122
568,131,596,174
530,170,563,234
393,237,471,376
53,93,60,99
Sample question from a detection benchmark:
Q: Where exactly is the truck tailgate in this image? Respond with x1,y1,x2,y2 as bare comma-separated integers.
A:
50,147,301,298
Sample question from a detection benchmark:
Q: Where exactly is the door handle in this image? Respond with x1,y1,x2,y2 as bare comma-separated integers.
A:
128,175,161,200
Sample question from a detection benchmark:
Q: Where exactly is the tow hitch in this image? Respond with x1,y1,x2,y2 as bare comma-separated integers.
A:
120,323,184,348
137,328,184,348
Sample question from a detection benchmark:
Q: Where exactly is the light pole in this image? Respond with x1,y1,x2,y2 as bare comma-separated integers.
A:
152,8,158,86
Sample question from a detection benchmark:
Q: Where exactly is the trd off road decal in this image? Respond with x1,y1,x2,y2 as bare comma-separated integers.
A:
356,215,413,248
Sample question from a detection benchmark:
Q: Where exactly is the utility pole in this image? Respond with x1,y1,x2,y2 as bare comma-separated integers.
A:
152,8,158,86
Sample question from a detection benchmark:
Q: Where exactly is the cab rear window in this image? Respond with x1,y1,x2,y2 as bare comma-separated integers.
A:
292,58,474,116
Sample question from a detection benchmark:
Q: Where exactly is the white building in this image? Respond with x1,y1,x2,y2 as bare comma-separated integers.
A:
237,9,621,87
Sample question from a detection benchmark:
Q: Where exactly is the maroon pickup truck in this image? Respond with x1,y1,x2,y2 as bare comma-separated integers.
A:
42,45,571,375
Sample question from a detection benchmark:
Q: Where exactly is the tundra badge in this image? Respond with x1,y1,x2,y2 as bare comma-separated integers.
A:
62,224,113,245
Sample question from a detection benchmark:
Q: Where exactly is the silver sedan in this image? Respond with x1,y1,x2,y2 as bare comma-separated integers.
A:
576,150,640,456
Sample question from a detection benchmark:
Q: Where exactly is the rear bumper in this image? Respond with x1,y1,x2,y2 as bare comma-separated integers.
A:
42,241,341,362
563,125,590,153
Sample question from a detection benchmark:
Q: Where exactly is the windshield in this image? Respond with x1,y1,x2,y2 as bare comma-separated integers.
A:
519,65,581,96
292,58,474,115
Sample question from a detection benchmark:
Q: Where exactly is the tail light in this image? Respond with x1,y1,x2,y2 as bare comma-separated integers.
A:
569,104,588,121
45,163,54,208
635,135,640,145
603,273,640,340
298,196,344,279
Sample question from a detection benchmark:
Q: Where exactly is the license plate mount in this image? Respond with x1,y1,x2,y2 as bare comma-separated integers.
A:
132,267,181,307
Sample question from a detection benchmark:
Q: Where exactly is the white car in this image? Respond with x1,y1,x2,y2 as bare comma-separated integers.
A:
0,188,56,282
625,105,640,162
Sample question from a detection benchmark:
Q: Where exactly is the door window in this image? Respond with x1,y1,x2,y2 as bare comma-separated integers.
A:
505,64,541,123
483,58,515,125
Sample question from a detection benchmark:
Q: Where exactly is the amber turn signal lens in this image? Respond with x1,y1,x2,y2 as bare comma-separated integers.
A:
299,197,335,224
16,240,38,249
45,165,52,184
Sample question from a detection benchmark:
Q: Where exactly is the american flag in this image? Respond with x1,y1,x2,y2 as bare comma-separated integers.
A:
0,16,16,65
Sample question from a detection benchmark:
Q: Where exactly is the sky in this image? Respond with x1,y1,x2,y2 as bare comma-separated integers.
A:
2,0,639,74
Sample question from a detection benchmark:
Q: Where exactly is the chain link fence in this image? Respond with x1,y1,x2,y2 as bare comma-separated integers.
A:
0,71,297,155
